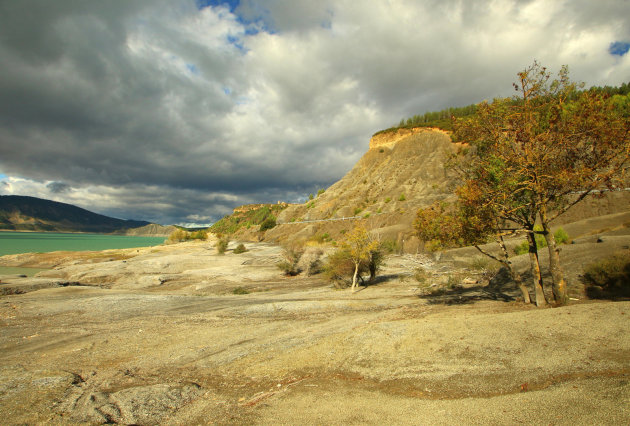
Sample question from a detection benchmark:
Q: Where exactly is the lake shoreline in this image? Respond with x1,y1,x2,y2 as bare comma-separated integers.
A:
0,231,166,257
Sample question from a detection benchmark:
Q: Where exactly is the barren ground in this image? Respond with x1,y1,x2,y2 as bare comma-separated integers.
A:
1,214,629,425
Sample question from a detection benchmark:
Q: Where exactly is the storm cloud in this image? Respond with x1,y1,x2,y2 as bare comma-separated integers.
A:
1,0,629,225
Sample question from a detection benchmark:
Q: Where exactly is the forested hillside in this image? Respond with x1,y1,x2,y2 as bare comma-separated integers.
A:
0,195,150,233
380,80,630,134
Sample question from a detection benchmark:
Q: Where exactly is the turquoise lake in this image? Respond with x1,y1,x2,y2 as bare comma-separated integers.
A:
0,231,166,257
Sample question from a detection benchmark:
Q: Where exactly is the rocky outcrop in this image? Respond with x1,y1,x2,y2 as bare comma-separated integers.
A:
120,224,177,237
369,127,451,150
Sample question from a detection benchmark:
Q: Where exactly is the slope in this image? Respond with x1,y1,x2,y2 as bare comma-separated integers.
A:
265,128,459,250
0,195,150,233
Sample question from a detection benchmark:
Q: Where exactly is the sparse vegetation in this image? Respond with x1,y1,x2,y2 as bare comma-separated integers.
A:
398,193,406,202
277,246,304,276
381,239,400,254
583,251,630,299
232,286,250,295
309,233,331,244
167,228,208,243
259,216,277,232
413,266,429,285
233,243,247,254
324,225,383,291
514,227,570,256
210,204,286,235
216,235,229,254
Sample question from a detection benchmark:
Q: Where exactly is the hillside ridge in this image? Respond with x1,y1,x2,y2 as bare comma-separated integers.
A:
0,195,152,234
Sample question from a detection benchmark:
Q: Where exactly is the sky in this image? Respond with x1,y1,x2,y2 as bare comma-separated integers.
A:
0,0,629,226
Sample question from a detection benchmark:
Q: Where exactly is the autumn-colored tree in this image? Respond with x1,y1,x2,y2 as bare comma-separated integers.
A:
415,197,533,304
452,61,630,305
341,224,380,292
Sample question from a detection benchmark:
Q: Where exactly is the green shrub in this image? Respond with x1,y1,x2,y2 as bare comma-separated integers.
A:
310,233,332,244
317,189,326,197
398,193,406,202
583,252,630,299
232,287,250,295
381,239,400,254
413,266,429,285
554,227,570,244
514,227,570,255
308,193,314,200
260,216,277,232
384,197,391,203
233,243,247,254
354,207,363,215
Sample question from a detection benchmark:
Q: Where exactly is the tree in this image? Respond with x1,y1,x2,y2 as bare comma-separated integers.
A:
415,198,532,304
452,61,630,305
340,225,380,292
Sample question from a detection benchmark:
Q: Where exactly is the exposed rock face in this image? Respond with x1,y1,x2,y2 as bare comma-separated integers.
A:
120,223,178,237
368,127,451,150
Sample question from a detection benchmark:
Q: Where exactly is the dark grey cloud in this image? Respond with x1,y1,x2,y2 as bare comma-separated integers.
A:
0,0,628,225
46,182,71,194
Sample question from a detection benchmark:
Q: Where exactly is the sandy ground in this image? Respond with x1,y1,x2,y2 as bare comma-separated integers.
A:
0,216,629,425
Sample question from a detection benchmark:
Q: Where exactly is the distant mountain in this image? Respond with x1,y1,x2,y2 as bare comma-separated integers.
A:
0,195,151,233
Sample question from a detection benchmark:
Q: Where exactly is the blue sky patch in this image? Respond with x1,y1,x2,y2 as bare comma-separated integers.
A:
186,64,200,75
609,41,630,56
196,0,239,13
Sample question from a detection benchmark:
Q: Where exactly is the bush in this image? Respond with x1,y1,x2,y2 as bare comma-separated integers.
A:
167,228,208,243
232,286,250,295
470,256,501,280
583,252,630,299
381,239,400,254
260,216,277,232
167,229,189,243
216,235,229,254
297,247,324,276
277,246,304,276
398,193,406,202
554,227,570,244
233,243,247,254
514,227,570,255
310,233,331,244
413,266,429,284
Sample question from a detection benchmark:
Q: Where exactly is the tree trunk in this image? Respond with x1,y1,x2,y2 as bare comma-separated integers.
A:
539,205,568,305
497,235,531,304
351,262,359,292
526,231,547,307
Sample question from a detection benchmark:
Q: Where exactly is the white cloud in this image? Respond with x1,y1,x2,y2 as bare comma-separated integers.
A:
0,0,628,224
